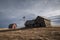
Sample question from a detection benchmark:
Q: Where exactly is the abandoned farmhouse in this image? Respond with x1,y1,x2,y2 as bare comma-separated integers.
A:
25,16,51,28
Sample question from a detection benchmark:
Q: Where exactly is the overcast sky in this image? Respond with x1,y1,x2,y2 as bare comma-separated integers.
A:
0,0,60,28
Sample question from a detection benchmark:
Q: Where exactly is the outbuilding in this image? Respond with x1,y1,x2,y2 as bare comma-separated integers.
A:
8,23,17,29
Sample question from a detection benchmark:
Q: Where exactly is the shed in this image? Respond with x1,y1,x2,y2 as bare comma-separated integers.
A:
8,23,17,29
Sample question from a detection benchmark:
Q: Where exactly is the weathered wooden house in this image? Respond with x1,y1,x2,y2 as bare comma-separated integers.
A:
8,23,17,29
25,16,51,28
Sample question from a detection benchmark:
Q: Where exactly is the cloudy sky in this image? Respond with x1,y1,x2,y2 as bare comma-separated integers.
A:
0,0,60,28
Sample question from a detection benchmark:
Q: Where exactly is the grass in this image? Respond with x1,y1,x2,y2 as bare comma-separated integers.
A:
0,27,60,40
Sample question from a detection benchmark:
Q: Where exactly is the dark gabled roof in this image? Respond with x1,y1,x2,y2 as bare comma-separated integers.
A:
36,16,50,21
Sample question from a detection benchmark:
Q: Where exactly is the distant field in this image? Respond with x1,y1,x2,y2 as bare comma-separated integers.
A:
0,28,8,30
0,27,60,40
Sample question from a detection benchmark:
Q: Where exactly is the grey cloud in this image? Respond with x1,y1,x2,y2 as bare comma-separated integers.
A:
49,15,60,26
0,12,36,28
0,0,60,28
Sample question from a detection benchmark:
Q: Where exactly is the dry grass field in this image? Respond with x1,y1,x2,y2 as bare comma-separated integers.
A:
0,27,60,40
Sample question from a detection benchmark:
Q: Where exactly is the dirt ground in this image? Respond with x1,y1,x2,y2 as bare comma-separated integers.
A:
0,27,60,40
